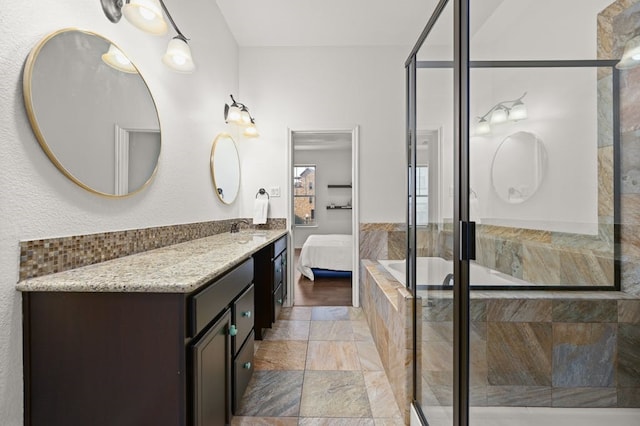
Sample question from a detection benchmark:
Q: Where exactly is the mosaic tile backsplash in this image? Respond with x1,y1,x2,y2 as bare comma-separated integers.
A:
19,218,286,281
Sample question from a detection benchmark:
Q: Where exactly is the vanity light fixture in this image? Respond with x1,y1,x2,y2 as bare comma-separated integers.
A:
224,95,259,138
102,44,138,73
100,0,195,73
616,35,640,70
474,92,527,135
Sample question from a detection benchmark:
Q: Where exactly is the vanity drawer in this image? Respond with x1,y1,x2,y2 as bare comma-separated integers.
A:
233,284,254,354
233,331,255,414
273,235,287,259
190,258,253,337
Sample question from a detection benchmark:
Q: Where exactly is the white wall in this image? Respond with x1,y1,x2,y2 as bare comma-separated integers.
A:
0,1,239,423
293,147,353,248
236,46,408,224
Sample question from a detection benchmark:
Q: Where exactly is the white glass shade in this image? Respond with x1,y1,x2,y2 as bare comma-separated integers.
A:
508,102,527,121
490,107,508,124
122,0,168,35
226,105,242,123
243,122,259,138
101,44,137,73
616,35,640,70
162,37,195,73
475,119,491,135
240,109,252,125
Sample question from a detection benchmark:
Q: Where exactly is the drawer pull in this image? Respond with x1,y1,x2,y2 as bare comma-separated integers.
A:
243,362,252,369
277,298,283,305
229,325,238,336
242,311,252,318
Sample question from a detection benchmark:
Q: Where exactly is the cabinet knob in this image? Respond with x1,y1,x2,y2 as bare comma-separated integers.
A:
277,298,283,305
243,362,252,369
229,325,238,336
242,311,252,318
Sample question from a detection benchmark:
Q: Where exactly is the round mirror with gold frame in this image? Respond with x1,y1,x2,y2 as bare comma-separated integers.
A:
23,28,161,197
210,133,240,204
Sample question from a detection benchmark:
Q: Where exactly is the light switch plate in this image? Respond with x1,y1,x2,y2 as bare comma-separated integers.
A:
269,186,281,197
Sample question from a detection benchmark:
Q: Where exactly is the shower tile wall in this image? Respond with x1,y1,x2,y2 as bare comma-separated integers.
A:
19,218,286,280
600,0,640,296
421,294,640,408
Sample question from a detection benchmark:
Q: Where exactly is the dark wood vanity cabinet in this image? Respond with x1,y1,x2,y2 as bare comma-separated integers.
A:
253,235,288,340
23,258,255,426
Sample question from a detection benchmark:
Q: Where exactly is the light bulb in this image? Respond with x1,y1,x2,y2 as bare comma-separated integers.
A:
227,105,242,123
162,37,195,73
122,0,168,35
240,109,251,125
475,119,491,135
508,101,527,121
243,122,259,138
490,107,508,124
101,44,137,73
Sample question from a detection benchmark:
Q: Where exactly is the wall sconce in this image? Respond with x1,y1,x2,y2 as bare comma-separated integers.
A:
100,0,195,73
616,35,640,70
224,95,259,138
474,92,527,135
102,44,138,73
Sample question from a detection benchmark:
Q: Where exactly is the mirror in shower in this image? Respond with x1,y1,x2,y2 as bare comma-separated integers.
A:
23,28,161,197
210,133,240,204
490,131,547,204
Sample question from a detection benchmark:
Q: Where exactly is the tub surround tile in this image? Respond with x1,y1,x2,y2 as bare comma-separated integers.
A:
387,231,406,260
494,240,523,279
522,245,561,284
487,299,552,322
618,323,640,387
487,322,552,386
551,387,617,408
618,387,640,407
236,370,304,417
360,231,388,260
598,75,614,148
363,371,403,419
299,371,372,418
487,386,552,407
621,131,640,194
356,341,385,371
558,250,612,286
619,300,640,322
552,300,617,322
552,323,616,387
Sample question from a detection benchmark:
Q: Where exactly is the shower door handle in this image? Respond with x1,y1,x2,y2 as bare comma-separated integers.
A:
460,221,476,261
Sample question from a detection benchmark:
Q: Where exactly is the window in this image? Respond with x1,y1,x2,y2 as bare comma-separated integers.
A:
294,165,316,225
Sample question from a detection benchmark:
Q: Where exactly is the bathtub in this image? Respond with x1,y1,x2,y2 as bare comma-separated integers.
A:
378,257,529,287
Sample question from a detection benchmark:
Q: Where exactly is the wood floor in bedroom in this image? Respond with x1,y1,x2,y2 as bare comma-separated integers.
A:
293,249,352,306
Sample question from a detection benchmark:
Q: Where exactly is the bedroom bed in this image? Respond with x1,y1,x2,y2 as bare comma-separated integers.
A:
297,234,353,281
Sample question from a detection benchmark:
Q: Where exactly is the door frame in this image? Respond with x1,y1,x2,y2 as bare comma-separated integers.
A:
286,125,361,307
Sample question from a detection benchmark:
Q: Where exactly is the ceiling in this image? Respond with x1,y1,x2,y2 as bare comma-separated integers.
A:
215,0,440,47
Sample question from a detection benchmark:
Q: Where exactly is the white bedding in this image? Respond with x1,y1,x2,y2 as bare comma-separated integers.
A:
297,234,353,281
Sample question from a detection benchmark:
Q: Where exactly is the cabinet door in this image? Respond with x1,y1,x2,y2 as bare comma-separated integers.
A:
273,283,284,323
191,309,231,426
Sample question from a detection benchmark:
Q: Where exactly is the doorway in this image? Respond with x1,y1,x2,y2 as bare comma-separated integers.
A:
287,127,360,307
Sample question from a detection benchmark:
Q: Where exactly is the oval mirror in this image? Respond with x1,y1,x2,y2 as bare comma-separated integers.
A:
491,131,547,204
23,28,161,197
211,133,240,204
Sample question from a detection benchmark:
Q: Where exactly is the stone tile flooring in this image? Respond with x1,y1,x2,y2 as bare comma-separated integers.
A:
233,306,405,425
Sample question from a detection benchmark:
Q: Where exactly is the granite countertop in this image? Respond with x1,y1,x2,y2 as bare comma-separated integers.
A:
16,229,288,293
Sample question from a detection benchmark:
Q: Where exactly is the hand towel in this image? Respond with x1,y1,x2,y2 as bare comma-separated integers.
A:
253,198,269,225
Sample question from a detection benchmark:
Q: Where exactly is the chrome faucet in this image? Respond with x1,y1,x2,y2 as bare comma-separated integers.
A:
442,273,454,287
230,219,250,233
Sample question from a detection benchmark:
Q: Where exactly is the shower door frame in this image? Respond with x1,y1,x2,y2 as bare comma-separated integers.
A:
406,1,621,425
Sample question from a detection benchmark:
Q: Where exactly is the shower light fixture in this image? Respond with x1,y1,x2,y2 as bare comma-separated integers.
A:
474,92,528,135
100,0,195,73
616,35,640,70
224,95,259,138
